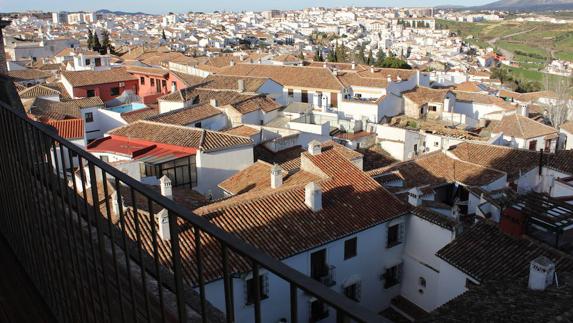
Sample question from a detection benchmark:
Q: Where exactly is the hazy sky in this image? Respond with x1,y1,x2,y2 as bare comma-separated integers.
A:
1,0,493,14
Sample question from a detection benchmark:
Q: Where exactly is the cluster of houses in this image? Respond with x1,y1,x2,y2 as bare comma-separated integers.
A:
4,12,573,322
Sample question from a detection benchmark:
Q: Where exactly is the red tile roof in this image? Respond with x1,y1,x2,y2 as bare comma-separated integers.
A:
46,119,84,140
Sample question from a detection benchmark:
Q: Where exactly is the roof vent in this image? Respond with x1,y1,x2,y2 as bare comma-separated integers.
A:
271,163,283,189
230,60,235,66
305,182,322,212
210,99,218,107
308,140,321,156
407,187,423,207
160,175,173,200
528,256,555,291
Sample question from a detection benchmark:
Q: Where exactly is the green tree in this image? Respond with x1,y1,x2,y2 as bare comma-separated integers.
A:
87,29,94,50
100,30,114,54
381,57,411,69
162,29,167,40
367,49,373,65
93,31,102,53
356,45,366,64
335,42,348,62
375,50,386,67
298,51,305,60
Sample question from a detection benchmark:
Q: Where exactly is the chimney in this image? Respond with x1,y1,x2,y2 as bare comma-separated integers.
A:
171,82,177,93
160,175,173,200
397,75,402,82
210,99,218,107
156,209,171,240
528,256,555,291
237,79,245,92
0,20,12,74
270,163,282,189
351,61,356,70
323,61,327,68
407,187,423,207
305,182,322,212
416,70,421,86
519,104,529,117
230,60,235,66
387,74,392,83
308,140,321,156
370,66,375,73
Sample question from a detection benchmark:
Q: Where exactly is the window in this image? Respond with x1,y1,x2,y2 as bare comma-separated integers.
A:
100,155,109,163
344,237,357,260
172,81,177,91
95,57,101,67
545,139,551,152
86,89,96,97
434,141,439,147
429,105,437,112
139,163,146,178
162,79,167,88
85,58,91,65
245,275,269,305
387,223,404,248
194,122,202,128
140,77,145,85
287,89,294,97
301,90,308,103
310,300,329,322
85,112,94,123
150,78,155,86
110,87,120,96
419,277,426,288
529,140,538,151
383,264,401,289
344,282,361,302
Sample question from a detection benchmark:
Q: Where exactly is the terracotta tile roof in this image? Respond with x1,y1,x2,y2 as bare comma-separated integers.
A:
27,97,104,120
194,148,410,274
436,220,573,282
199,74,270,92
218,160,321,195
498,90,557,102
493,114,557,139
46,119,84,139
370,152,506,190
223,125,260,137
453,91,517,111
454,81,482,92
402,87,450,105
450,142,573,179
61,68,138,87
146,103,222,126
109,120,252,152
170,71,205,87
423,272,573,323
336,71,389,88
272,54,301,62
18,84,61,99
217,64,343,91
120,107,160,123
7,69,51,81
411,207,458,230
125,65,169,77
159,87,281,114
254,141,361,173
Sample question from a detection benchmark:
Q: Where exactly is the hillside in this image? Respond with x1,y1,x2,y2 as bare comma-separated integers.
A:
477,0,573,10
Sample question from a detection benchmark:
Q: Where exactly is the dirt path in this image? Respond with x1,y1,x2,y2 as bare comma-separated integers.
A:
486,26,539,60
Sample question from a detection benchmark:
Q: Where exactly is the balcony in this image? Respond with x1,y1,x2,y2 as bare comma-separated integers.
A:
0,76,384,322
318,265,337,287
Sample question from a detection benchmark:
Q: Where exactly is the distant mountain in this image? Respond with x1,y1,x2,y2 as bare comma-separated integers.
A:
434,4,467,9
475,0,573,10
96,9,153,16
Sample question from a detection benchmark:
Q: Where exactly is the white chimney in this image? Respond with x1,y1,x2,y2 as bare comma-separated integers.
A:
323,61,327,68
519,104,529,117
238,79,245,92
528,256,555,291
397,75,402,82
308,140,321,156
270,163,282,189
370,66,375,73
416,70,421,86
305,182,322,212
160,175,173,200
156,209,171,240
407,187,423,207
230,60,235,66
351,61,356,70
387,74,392,83
210,99,218,107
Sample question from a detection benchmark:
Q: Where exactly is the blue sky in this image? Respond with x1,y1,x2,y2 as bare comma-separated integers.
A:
1,0,493,14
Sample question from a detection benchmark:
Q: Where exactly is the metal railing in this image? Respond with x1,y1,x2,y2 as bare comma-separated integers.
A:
0,82,384,322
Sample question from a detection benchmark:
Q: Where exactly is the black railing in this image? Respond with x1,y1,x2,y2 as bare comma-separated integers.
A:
0,83,384,322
